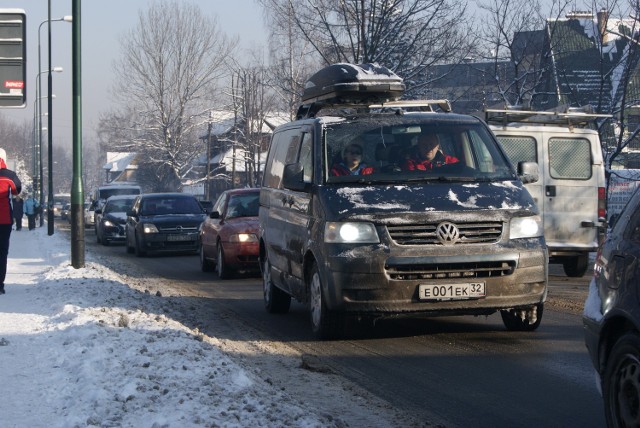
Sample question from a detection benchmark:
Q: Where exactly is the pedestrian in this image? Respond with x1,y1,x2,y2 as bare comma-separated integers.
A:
0,148,22,294
24,194,39,231
12,194,23,231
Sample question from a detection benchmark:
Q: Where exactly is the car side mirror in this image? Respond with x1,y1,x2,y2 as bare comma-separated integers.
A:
95,208,102,215
282,163,309,192
126,210,136,217
209,211,220,219
517,161,539,184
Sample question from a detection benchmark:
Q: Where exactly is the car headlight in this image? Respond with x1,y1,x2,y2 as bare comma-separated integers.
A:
142,223,159,234
103,220,115,227
510,215,543,239
229,233,258,243
325,222,380,243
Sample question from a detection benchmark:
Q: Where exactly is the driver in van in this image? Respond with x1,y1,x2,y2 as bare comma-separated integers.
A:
402,134,458,171
330,141,374,176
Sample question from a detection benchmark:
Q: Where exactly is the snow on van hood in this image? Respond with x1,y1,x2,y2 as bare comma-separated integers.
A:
327,180,536,221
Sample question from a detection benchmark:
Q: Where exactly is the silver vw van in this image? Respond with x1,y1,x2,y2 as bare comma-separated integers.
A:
259,64,548,339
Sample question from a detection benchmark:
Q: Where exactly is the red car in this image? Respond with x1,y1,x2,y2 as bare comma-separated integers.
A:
199,188,260,278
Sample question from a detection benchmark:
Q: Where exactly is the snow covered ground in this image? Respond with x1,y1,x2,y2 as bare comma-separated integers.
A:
0,224,418,428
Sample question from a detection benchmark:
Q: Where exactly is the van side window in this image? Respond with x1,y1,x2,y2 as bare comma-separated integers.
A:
549,138,592,180
299,133,313,183
495,136,537,166
263,128,301,189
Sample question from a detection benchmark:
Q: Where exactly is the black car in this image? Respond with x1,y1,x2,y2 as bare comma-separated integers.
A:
95,195,136,245
584,186,640,427
125,193,206,256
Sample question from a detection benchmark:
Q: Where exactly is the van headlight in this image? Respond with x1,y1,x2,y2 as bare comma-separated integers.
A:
143,223,159,234
325,222,380,243
510,216,542,239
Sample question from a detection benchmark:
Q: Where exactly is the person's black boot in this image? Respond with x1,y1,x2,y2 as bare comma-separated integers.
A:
0,284,5,294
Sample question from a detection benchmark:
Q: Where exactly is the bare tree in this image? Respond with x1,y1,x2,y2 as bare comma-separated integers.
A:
475,0,574,107
103,1,236,192
258,0,473,96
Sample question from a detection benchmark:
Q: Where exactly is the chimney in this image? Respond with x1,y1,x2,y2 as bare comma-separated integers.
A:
597,9,609,44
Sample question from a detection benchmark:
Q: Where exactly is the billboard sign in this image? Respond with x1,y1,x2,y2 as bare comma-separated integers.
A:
0,9,26,108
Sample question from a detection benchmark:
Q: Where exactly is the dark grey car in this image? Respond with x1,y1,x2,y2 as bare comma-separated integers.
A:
125,193,206,256
584,186,640,427
95,195,136,245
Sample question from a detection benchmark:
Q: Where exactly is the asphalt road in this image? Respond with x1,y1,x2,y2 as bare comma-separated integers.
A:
71,222,603,427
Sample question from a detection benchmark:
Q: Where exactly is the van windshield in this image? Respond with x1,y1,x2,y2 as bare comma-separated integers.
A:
323,115,516,183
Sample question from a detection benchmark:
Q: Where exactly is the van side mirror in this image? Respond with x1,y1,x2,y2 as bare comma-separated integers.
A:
209,211,220,219
517,161,539,184
282,163,308,191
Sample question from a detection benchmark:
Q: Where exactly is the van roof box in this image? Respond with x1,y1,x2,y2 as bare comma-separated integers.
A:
297,63,405,118
485,105,612,128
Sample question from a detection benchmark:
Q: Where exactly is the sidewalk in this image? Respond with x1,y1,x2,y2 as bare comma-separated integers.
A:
0,225,401,427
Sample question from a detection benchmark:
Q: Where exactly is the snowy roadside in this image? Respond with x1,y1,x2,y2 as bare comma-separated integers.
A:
0,226,423,428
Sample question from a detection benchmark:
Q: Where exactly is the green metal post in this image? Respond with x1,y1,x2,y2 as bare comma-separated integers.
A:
70,0,84,268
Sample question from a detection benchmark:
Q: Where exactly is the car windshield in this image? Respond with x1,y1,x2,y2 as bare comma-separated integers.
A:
323,115,516,184
104,199,134,214
141,197,203,215
226,193,259,218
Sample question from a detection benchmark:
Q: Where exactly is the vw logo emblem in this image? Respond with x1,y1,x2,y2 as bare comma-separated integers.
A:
436,222,459,245
176,225,183,231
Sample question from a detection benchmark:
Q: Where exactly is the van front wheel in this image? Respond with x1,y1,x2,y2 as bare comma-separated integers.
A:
563,254,589,277
309,263,342,340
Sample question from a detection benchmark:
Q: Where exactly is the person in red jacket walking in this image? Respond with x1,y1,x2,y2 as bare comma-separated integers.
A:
330,142,374,176
0,148,22,294
403,134,459,171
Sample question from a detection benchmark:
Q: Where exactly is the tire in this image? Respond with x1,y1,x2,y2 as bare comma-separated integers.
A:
96,227,101,244
216,243,231,279
102,238,110,247
309,263,343,340
200,243,214,272
563,254,589,277
500,303,543,331
263,257,290,314
126,233,134,254
603,333,640,428
134,234,146,257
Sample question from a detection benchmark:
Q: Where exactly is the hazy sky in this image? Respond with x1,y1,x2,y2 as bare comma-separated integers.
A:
0,1,267,147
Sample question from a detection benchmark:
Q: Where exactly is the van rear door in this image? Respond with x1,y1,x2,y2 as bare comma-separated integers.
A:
541,129,603,252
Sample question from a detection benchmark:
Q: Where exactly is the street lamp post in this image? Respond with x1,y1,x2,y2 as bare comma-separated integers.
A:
39,13,71,234
34,67,61,226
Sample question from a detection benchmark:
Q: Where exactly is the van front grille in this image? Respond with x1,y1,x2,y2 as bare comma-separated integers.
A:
387,221,503,245
386,260,515,280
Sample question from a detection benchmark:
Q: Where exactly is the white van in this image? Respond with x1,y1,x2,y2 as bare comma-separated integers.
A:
487,108,608,277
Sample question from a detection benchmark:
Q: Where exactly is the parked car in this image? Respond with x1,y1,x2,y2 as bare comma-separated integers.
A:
125,193,206,256
584,186,640,427
199,188,260,279
95,195,136,246
260,63,548,339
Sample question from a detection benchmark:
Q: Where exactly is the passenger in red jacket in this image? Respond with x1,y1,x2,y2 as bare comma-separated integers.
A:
330,142,374,176
0,148,22,294
403,134,458,171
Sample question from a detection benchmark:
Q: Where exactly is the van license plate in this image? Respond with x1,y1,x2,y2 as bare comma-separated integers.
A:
419,283,485,301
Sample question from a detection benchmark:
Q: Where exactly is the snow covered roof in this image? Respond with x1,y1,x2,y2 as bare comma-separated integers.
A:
103,152,136,172
210,147,267,172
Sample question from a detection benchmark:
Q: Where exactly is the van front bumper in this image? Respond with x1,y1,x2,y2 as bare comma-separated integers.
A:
322,243,548,315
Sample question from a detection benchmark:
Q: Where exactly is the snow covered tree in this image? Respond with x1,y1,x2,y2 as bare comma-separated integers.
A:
258,0,473,97
102,1,235,192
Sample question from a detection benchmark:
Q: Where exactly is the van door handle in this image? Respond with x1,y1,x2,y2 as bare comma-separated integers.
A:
545,185,556,197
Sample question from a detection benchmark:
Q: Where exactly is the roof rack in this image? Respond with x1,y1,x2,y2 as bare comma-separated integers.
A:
368,99,452,113
485,105,612,128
